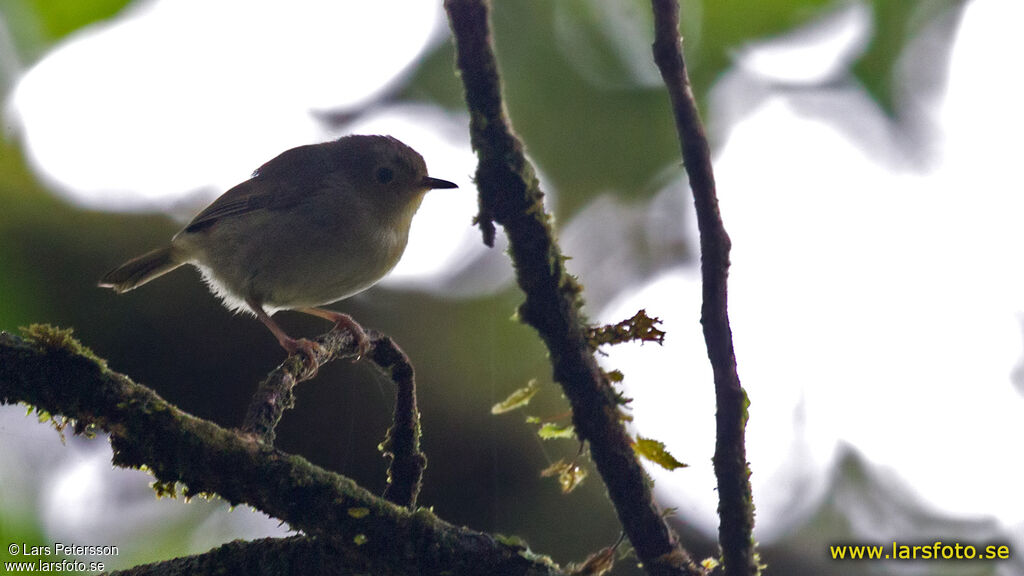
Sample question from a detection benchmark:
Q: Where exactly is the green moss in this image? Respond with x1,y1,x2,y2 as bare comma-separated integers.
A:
152,480,179,499
347,507,371,519
587,310,666,349
20,324,108,371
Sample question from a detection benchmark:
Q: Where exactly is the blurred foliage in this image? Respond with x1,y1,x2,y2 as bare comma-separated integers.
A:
406,0,967,217
0,0,132,62
854,0,965,115
764,448,1023,576
0,515,85,575
0,140,49,327
0,0,975,574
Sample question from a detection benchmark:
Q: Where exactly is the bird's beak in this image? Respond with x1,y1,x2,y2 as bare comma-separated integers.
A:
422,176,458,190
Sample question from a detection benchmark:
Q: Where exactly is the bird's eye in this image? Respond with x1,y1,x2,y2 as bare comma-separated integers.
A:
376,166,394,184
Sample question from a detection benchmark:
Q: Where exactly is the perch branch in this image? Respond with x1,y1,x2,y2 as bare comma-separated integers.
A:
444,1,702,575
241,327,425,508
0,327,561,576
649,1,757,574
241,327,362,443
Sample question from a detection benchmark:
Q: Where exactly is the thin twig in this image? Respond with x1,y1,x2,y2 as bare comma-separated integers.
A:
367,331,426,509
649,1,757,575
444,2,703,574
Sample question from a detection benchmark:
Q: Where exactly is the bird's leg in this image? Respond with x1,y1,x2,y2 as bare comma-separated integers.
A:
247,299,320,371
296,307,371,358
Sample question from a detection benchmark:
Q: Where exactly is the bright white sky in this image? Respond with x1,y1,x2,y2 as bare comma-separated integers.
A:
3,0,1023,553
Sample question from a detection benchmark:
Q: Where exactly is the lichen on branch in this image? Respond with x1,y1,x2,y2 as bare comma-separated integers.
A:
588,310,667,348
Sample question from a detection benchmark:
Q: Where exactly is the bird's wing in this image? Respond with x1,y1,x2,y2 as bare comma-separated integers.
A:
184,144,335,233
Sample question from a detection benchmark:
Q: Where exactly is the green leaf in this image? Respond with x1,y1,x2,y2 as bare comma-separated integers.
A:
537,423,576,440
541,459,588,493
633,436,687,470
491,379,541,414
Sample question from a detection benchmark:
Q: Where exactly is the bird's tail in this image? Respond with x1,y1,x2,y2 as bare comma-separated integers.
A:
99,246,184,293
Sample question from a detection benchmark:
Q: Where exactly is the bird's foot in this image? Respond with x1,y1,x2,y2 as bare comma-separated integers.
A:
297,308,372,360
331,315,371,359
281,336,322,377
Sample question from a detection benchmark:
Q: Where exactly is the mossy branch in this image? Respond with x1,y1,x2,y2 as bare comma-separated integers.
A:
109,535,406,576
445,2,703,575
0,327,563,576
650,1,758,575
367,332,427,509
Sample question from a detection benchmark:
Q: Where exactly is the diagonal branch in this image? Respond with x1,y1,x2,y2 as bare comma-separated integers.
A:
110,535,390,576
649,1,758,575
444,2,703,575
0,326,561,576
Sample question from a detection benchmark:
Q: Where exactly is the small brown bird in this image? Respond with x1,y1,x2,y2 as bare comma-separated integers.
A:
100,135,457,366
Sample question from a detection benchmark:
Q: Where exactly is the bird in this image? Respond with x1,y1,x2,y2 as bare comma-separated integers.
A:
100,134,458,368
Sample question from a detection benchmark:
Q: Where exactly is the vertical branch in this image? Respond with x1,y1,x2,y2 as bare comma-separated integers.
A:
369,332,427,508
649,1,758,575
444,1,702,575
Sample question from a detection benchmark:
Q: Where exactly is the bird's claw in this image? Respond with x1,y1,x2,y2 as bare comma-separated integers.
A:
351,330,372,360
333,317,371,360
283,337,322,377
